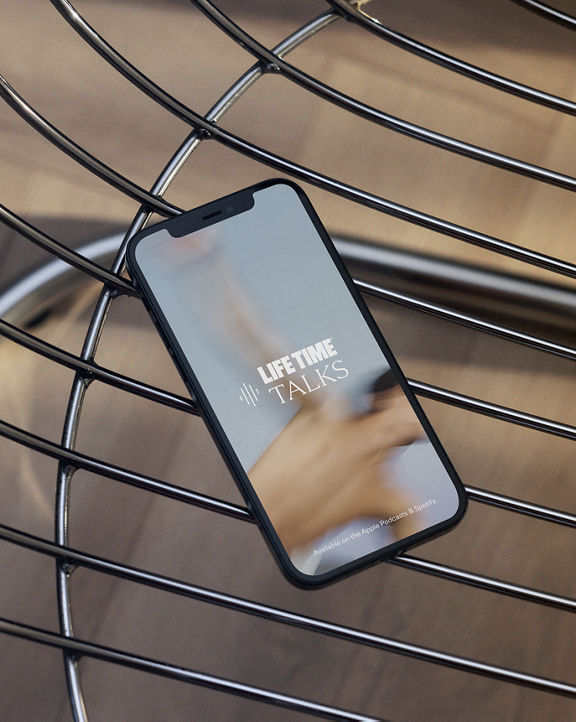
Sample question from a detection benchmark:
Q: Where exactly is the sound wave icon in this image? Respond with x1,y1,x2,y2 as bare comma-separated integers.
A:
239,382,260,406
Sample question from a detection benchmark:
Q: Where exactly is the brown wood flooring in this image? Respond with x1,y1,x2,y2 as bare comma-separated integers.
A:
0,1,575,720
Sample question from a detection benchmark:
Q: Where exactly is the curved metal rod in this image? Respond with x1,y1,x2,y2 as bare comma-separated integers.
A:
0,404,574,532
46,0,576,280
0,319,195,413
0,76,180,218
0,416,251,519
411,379,576,441
5,268,576,420
55,250,162,718
0,205,135,295
355,280,576,363
36,4,576,704
0,526,572,712
465,484,576,527
0,406,573,530
510,0,576,30
62,2,576,195
47,13,341,720
178,0,576,192
0,618,374,721
1,522,575,621
3,375,576,502
1,612,575,700
327,0,576,115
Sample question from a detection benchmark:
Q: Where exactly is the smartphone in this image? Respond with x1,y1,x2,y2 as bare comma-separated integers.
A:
126,179,467,586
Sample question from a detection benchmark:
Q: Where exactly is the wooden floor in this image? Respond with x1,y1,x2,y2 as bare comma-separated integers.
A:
0,0,575,719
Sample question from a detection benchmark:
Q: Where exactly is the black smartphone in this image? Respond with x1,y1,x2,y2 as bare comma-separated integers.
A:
126,179,467,586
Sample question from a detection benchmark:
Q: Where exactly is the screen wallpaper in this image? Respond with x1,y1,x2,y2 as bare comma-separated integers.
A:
134,184,460,576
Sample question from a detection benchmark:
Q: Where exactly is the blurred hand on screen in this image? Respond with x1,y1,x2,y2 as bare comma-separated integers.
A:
249,385,423,552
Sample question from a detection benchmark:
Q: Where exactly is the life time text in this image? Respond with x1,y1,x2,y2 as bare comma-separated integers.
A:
257,337,348,403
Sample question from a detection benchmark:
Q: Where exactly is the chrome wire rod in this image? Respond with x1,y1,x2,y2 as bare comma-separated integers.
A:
182,0,576,192
1,520,575,621
327,0,576,115
46,14,341,719
355,280,576,363
411,380,576,441
54,190,177,718
0,418,252,520
0,524,573,703
391,553,576,611
0,407,575,531
1,322,575,532
2,374,576,482
1,609,575,700
511,0,576,30
0,76,181,218
0,205,135,294
0,318,195,414
45,1,576,281
465,484,576,527
3,272,576,421
0,619,376,722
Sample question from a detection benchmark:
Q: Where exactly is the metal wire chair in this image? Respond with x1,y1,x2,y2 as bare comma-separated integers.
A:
0,0,575,719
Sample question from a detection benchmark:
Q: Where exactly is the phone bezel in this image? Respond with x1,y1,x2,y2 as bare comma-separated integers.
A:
126,178,468,588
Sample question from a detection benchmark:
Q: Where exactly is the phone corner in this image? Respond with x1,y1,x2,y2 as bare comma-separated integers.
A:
260,177,306,197
276,556,340,590
452,481,470,526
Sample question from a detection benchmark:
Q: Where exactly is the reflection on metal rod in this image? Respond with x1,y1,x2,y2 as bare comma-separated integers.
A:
184,0,576,191
511,0,576,30
327,0,576,114
0,75,180,217
337,236,576,337
465,485,576,527
1,522,575,625
0,410,575,529
0,206,134,294
0,618,375,721
1,611,575,699
411,379,576,441
44,1,576,280
43,11,344,718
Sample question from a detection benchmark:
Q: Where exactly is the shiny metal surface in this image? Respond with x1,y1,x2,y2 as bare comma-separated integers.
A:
0,524,575,697
0,618,378,721
47,1,576,279
511,0,576,30
43,11,348,719
328,0,576,113
0,1,575,719
185,0,576,191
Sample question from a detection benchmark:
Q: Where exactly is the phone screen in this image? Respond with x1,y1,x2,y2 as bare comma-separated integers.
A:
131,182,464,580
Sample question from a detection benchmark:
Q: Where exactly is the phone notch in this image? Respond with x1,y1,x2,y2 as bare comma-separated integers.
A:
169,192,255,237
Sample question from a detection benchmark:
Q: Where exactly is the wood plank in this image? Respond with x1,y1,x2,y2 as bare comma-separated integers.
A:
0,1,574,720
